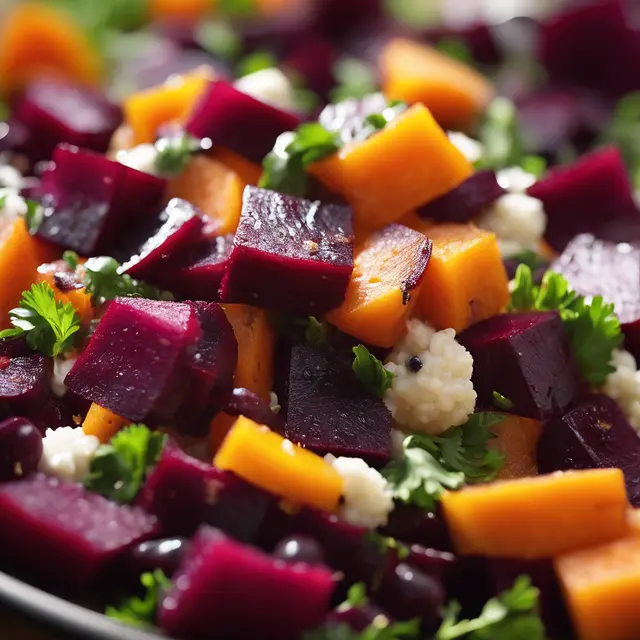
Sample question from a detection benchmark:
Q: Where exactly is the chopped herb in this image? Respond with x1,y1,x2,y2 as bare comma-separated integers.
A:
303,618,420,640
509,265,623,385
106,569,171,627
508,249,547,273
218,0,256,16
292,88,320,114
0,282,80,357
62,250,80,271
365,532,410,560
363,101,408,134
196,20,241,61
236,50,278,77
306,316,329,347
520,154,547,178
0,194,7,209
84,424,166,504
330,57,379,103
436,575,545,640
24,199,44,235
365,113,387,130
492,391,514,411
352,345,394,397
154,134,203,175
347,582,368,607
435,38,474,64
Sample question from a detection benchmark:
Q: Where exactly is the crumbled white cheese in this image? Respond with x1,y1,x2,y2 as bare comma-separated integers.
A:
38,427,100,482
385,319,476,436
234,68,296,112
603,349,640,432
325,454,394,529
0,164,23,190
477,192,547,258
51,357,77,397
116,143,160,175
270,391,281,414
447,131,484,164
496,166,537,193
0,187,27,221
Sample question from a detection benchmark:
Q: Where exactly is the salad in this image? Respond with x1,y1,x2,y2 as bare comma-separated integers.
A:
0,0,640,639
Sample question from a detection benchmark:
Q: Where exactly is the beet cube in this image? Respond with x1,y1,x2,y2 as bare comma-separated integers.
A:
0,473,158,587
458,311,581,420
286,344,392,467
527,147,637,252
138,444,271,540
0,354,51,414
538,394,640,506
158,525,335,639
13,78,122,164
220,186,354,315
36,144,166,255
185,80,303,163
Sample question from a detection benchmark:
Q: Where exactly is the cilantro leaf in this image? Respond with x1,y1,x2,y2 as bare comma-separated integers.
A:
62,250,80,271
106,569,171,627
0,282,80,357
509,265,623,385
154,134,203,175
236,50,277,77
347,582,368,607
492,391,514,411
352,345,394,397
435,38,474,64
84,424,166,504
436,575,545,640
24,199,44,235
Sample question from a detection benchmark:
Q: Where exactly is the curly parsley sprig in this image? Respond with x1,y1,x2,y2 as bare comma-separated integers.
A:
106,569,171,627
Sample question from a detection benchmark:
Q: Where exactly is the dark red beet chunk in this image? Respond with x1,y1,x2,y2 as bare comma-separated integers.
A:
216,387,284,433
12,79,122,164
158,525,335,640
0,473,158,587
417,171,504,223
0,417,42,481
185,80,303,163
36,144,166,255
129,536,189,577
286,343,392,467
527,147,637,252
220,186,354,315
0,354,52,414
458,311,581,420
137,444,271,540
538,394,640,505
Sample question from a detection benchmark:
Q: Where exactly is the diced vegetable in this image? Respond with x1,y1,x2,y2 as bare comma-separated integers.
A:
326,223,431,348
148,0,211,20
214,148,263,186
413,223,509,333
488,414,542,480
36,264,94,325
309,104,473,232
380,38,494,131
0,353,51,416
214,416,344,513
442,468,630,558
82,403,129,444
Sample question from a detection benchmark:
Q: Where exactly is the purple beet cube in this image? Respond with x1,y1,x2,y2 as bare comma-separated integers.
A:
185,80,303,163
158,525,335,639
538,394,640,505
458,311,581,420
65,298,199,421
527,147,637,252
286,344,392,467
0,473,158,587
0,354,51,414
13,78,122,164
138,444,271,540
37,144,166,255
220,186,354,315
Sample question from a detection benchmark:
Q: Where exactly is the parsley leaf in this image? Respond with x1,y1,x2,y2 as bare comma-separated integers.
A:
364,532,410,560
352,345,394,397
435,38,474,64
306,316,329,347
492,391,514,411
509,265,623,385
363,101,408,133
106,569,171,627
436,575,545,640
24,199,44,235
62,250,80,271
303,618,420,640
0,282,80,357
154,134,203,175
236,50,277,77
347,582,368,607
508,249,548,273
84,424,166,504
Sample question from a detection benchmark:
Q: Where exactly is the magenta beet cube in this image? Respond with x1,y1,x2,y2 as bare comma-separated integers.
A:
0,354,51,415
13,78,122,163
185,80,303,163
37,144,166,255
0,473,158,587
527,147,637,252
158,526,335,639
286,344,392,467
138,444,271,540
458,311,581,420
220,186,354,315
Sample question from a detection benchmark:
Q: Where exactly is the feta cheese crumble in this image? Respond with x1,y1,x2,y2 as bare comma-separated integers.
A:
325,454,394,529
603,349,640,431
0,164,23,190
38,426,100,482
116,143,160,175
270,391,281,414
234,68,296,112
51,356,76,397
0,187,27,221
384,319,476,436
447,131,484,164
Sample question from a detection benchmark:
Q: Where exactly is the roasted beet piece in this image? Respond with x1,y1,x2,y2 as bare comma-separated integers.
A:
120,198,205,283
528,147,637,252
36,144,166,255
284,37,337,99
220,186,354,315
417,171,504,223
0,417,42,481
0,354,51,414
137,444,271,540
380,505,452,552
458,311,581,420
185,80,302,163
286,343,392,467
0,473,158,587
217,387,284,432
538,394,640,505
12,78,122,164
158,525,335,640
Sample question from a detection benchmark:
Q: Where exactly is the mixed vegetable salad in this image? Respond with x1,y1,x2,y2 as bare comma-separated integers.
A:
3,0,640,639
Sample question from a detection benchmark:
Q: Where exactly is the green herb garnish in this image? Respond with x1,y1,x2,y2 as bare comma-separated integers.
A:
492,391,514,411
84,424,166,504
508,249,547,273
218,0,256,16
303,618,420,640
509,265,623,385
330,57,379,103
195,20,241,61
306,316,329,347
0,282,80,357
236,50,278,77
62,250,80,271
352,345,394,397
106,569,171,627
24,199,44,235
435,38,474,64
347,582,368,608
154,134,203,175
365,532,410,560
